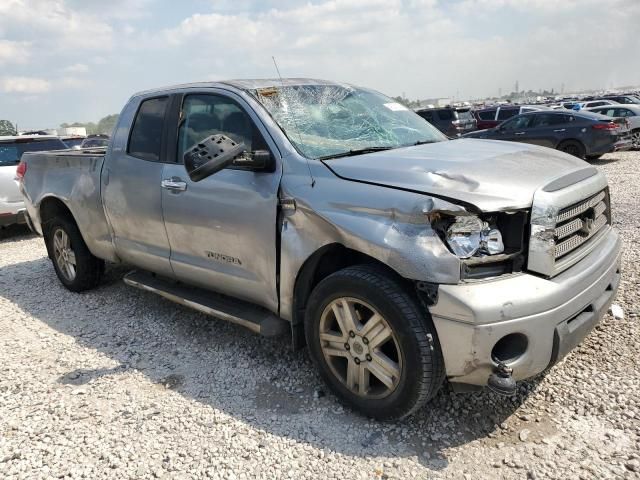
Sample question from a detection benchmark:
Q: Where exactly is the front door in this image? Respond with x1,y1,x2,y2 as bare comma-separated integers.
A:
102,95,174,277
161,91,282,312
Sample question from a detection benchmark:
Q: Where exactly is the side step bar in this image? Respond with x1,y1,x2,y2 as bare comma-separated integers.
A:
123,271,288,337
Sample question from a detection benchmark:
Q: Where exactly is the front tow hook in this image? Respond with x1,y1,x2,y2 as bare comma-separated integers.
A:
487,362,517,395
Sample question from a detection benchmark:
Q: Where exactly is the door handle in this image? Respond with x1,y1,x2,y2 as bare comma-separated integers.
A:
553,129,566,132
514,132,525,135
161,179,187,191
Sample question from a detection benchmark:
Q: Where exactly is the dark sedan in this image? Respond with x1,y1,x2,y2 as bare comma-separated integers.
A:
463,110,632,159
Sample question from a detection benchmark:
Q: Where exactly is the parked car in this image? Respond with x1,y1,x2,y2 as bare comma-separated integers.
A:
600,95,640,105
18,79,622,419
579,100,618,109
588,104,640,149
464,110,632,159
80,134,110,148
415,107,477,137
472,105,549,130
0,135,67,227
60,135,86,149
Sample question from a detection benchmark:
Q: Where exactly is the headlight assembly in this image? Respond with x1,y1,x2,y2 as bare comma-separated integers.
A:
444,216,505,259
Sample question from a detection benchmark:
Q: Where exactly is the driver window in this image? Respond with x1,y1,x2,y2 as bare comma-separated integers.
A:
178,94,267,162
502,115,532,131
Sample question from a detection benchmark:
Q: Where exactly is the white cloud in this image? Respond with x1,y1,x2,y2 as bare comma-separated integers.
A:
1,76,51,94
0,39,31,64
62,63,89,74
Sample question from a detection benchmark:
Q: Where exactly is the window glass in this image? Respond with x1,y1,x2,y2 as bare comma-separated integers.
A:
614,108,633,117
128,97,169,161
455,109,473,120
477,110,496,120
178,94,266,162
501,115,533,130
255,84,446,159
532,113,567,127
418,111,433,120
497,108,518,120
437,109,453,120
0,138,67,166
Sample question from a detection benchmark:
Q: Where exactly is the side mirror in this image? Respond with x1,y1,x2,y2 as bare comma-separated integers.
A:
184,134,245,182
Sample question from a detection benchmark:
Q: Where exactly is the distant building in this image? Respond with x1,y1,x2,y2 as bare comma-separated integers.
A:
59,127,87,137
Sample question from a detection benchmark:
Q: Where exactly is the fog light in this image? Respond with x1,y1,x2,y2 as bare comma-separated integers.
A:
491,333,528,363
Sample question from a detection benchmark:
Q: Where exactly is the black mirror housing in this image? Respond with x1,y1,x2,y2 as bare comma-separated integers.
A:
232,150,272,171
184,134,245,182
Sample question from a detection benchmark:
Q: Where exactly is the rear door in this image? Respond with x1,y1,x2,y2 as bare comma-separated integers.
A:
527,113,571,148
160,90,283,312
102,95,174,277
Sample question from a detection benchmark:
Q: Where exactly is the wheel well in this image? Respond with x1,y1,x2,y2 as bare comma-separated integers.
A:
39,197,75,236
557,138,583,148
290,244,411,349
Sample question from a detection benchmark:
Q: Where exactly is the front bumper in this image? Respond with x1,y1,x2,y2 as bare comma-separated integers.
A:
429,228,622,387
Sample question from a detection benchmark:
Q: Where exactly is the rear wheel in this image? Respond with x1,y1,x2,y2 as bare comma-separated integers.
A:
557,140,586,159
305,265,445,420
45,216,104,292
632,129,640,150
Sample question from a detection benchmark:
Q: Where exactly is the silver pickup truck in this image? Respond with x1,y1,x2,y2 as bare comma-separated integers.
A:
18,79,622,420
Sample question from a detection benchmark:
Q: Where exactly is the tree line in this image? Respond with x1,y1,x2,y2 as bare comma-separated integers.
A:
0,114,119,136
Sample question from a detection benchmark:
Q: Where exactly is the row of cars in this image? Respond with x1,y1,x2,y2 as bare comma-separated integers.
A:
0,134,109,227
416,94,640,158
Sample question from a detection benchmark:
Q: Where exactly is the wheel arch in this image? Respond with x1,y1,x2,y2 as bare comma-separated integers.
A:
290,243,413,348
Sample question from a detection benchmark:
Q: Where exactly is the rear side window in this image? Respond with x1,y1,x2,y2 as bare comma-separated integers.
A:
497,108,518,120
477,110,496,120
418,111,433,120
128,97,169,161
0,139,67,166
437,109,453,120
455,109,473,120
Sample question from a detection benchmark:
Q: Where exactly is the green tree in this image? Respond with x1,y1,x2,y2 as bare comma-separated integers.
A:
0,119,17,136
96,114,119,135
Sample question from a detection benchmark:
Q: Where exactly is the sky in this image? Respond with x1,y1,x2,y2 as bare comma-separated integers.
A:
1,0,639,129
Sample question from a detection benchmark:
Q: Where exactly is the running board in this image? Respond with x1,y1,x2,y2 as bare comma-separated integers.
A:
123,271,288,337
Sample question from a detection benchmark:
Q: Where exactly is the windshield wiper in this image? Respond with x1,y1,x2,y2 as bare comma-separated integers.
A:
413,140,440,146
318,146,394,160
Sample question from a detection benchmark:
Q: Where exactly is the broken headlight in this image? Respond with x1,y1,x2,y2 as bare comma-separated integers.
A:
446,216,505,258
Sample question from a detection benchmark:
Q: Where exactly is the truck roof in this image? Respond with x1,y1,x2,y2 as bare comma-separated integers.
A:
131,78,344,97
0,135,60,142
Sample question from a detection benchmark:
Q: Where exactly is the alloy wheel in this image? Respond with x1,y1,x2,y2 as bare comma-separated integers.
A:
53,228,77,281
319,297,403,399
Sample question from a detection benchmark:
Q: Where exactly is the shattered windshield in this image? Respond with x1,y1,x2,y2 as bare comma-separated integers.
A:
253,84,447,159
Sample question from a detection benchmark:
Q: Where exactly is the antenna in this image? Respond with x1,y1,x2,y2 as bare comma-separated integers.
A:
272,56,315,187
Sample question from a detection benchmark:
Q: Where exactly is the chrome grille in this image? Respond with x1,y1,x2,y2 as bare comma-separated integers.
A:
553,189,610,260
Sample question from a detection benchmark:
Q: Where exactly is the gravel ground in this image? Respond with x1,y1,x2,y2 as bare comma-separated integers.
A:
1,151,639,480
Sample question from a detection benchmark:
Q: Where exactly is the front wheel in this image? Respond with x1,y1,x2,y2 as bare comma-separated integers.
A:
305,265,445,420
45,217,104,292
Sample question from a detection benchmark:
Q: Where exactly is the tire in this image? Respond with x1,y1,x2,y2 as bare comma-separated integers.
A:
586,154,603,161
557,140,586,159
632,129,640,150
305,265,445,420
44,216,104,292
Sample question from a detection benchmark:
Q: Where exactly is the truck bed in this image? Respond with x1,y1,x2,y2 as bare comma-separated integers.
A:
20,148,118,262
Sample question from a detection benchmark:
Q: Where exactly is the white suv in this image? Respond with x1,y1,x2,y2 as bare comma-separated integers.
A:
0,135,67,227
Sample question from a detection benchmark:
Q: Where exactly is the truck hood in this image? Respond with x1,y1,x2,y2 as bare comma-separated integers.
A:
321,139,594,212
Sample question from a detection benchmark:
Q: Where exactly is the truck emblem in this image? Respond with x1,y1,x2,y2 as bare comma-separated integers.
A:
205,251,242,266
